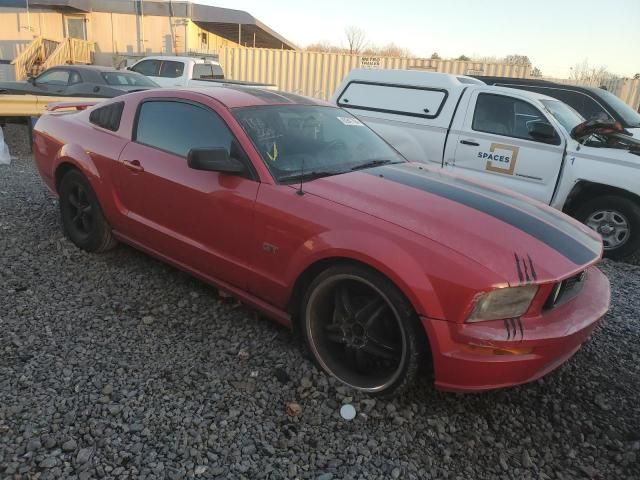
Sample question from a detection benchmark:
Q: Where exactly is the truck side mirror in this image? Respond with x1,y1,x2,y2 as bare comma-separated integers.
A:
528,121,559,144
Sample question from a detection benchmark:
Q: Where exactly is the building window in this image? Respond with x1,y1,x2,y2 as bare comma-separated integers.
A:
65,16,86,40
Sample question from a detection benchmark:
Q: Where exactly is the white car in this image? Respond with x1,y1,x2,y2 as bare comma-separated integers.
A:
128,56,276,90
332,69,640,261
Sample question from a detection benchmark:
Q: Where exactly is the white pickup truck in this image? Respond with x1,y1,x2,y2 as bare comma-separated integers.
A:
332,69,640,261
128,56,276,90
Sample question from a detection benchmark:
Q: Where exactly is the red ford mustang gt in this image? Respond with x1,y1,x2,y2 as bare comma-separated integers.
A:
32,87,610,395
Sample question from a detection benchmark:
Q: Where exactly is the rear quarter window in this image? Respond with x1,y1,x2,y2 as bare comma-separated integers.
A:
336,81,448,119
89,102,125,131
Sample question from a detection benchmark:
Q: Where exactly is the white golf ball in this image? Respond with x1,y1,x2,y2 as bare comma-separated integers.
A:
340,404,356,420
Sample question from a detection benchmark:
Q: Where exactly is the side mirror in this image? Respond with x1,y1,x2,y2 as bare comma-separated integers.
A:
187,147,246,175
27,76,36,85
528,121,559,144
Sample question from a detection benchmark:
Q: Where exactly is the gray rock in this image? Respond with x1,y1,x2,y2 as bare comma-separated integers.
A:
62,439,77,452
76,447,93,464
39,457,57,469
27,438,42,451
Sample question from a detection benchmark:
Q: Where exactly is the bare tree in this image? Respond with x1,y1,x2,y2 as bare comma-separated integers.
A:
345,26,367,55
570,59,618,85
363,43,412,58
505,54,531,65
305,41,346,54
530,67,543,77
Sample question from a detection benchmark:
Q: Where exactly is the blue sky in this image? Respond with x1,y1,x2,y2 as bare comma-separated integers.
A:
203,0,640,78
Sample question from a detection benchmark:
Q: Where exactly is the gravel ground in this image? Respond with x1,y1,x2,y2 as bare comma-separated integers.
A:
1,125,639,480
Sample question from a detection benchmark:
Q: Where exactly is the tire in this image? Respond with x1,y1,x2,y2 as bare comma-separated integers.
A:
58,169,117,253
574,195,640,262
301,263,427,396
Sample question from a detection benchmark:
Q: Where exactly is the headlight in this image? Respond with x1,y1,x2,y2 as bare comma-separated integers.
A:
467,285,538,323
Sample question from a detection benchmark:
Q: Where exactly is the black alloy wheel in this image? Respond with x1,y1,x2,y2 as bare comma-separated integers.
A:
59,169,117,252
302,264,425,395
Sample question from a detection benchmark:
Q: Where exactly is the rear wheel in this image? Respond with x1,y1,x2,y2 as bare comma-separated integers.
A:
301,264,426,396
59,169,117,253
575,195,640,261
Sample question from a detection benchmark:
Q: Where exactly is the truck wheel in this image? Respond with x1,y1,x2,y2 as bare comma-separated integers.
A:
575,195,640,262
301,264,426,397
59,169,118,253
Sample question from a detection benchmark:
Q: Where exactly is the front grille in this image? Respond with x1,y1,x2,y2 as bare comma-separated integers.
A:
544,271,587,310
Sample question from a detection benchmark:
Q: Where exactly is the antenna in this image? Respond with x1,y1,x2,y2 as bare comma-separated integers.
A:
296,157,305,196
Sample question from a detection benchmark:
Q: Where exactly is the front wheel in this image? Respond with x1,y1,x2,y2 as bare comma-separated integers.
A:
301,264,426,396
575,195,640,261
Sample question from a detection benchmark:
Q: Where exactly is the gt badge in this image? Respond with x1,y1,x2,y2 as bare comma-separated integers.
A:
479,143,519,175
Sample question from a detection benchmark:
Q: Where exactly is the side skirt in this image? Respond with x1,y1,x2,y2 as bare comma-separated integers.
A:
112,230,292,328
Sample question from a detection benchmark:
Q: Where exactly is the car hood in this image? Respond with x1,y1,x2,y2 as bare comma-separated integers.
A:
111,85,153,92
303,163,602,285
0,81,33,94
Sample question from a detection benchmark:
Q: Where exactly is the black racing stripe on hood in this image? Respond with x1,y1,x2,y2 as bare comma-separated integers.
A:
366,165,601,265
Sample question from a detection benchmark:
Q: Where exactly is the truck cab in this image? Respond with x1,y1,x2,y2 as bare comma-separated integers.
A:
128,56,276,90
332,69,640,261
128,56,224,87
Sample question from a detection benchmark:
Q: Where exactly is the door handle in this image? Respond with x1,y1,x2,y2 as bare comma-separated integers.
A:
123,159,144,173
460,139,480,146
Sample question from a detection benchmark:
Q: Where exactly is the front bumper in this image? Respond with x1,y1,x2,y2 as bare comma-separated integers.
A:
422,266,610,392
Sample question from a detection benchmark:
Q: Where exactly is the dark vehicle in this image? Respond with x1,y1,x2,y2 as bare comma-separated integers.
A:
0,65,159,98
475,76,640,137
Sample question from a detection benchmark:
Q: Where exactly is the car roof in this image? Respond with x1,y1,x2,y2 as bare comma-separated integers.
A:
135,56,220,64
488,85,561,104
477,76,604,96
55,65,119,73
186,86,334,109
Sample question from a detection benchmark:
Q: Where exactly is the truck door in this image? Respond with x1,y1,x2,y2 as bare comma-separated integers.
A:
448,90,565,204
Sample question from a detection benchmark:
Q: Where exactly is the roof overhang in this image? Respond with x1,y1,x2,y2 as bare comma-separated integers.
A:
5,1,296,50
191,3,295,50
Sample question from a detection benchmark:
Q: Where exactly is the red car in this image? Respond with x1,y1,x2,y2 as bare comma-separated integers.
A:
33,87,610,396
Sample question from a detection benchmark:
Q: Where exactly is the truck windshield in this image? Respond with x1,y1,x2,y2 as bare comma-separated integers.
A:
541,99,585,133
234,105,405,183
591,88,640,127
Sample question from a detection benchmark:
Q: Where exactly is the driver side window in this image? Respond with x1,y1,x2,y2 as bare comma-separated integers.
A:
473,93,551,142
133,100,253,178
135,101,233,157
36,69,70,86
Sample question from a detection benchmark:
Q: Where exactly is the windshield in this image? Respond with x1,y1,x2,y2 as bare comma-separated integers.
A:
591,88,640,127
234,105,405,183
541,99,585,132
101,72,158,87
